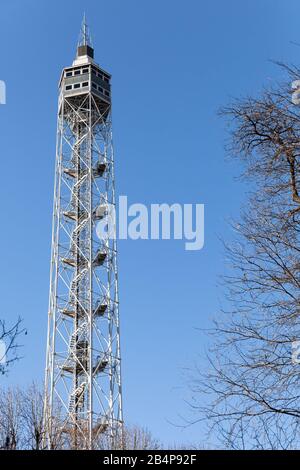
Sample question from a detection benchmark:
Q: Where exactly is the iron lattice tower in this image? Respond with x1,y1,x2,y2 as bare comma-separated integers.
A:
43,18,123,449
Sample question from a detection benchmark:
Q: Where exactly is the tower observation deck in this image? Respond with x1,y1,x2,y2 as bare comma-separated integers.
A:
43,17,123,449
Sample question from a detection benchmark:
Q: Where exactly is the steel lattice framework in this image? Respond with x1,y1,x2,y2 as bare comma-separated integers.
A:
43,19,123,449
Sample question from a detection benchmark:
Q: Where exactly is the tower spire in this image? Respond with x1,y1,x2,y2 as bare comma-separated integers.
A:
82,12,87,45
78,13,93,48
75,14,94,63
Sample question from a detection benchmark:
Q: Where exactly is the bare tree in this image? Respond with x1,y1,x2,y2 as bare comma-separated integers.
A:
0,387,23,449
20,383,45,449
0,383,67,450
94,424,161,450
121,425,161,450
192,64,300,449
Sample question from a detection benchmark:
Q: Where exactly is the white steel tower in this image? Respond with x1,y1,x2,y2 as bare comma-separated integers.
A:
43,17,123,449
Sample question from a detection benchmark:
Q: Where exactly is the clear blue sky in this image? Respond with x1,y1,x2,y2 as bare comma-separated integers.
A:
0,0,299,448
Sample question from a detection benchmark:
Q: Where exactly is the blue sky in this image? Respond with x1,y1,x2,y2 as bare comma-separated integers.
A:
0,0,299,447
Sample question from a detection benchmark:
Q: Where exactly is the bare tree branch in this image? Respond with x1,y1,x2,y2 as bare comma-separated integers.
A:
0,317,26,375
